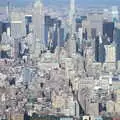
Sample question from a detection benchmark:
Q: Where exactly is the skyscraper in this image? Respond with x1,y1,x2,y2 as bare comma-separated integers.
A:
6,1,11,22
105,44,116,63
45,15,51,47
33,0,45,58
69,0,76,35
68,0,76,56
10,11,26,59
82,13,103,39
112,6,119,23
10,12,26,39
103,22,114,42
95,35,105,63
0,22,3,41
114,25,120,61
25,15,32,35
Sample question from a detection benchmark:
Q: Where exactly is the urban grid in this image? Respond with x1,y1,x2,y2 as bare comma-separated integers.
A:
0,0,120,120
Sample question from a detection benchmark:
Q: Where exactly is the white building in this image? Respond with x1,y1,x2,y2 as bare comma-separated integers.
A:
111,6,119,22
33,0,45,58
69,0,76,35
105,44,116,63
68,0,76,57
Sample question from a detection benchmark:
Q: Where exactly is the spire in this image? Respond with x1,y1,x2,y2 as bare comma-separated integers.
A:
6,1,11,22
70,0,75,13
69,0,76,35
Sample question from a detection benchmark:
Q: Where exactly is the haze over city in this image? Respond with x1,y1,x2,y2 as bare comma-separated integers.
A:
0,0,120,120
0,0,120,7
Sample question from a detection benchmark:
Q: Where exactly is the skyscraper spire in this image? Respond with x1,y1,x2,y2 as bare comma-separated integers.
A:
69,0,76,35
70,0,75,14
6,1,10,22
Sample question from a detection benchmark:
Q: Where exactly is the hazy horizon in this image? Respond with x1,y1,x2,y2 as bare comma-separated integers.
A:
0,0,120,7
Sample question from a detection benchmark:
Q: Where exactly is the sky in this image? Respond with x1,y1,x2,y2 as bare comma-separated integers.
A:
0,0,120,7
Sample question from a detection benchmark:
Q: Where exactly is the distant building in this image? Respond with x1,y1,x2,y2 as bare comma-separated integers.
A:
99,43,105,63
68,0,77,56
13,38,22,59
45,15,64,50
0,21,11,37
82,13,103,39
25,15,32,34
76,17,83,32
10,12,26,39
105,44,116,63
53,19,62,49
103,22,114,42
0,21,3,41
59,27,64,47
114,25,120,61
22,67,32,85
76,27,83,54
45,15,51,47
111,6,119,23
95,36,105,63
33,0,45,57
69,0,76,35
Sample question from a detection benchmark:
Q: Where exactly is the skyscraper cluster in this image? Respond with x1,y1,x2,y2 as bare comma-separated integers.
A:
1,0,120,119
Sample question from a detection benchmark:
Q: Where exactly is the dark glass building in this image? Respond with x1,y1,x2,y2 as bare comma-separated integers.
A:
103,22,114,42
25,15,32,34
95,36,105,63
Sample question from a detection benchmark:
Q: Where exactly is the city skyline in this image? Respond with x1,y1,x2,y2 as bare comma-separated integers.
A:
0,0,120,119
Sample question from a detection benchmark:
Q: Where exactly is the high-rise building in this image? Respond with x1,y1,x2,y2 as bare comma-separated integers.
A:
105,44,116,63
0,22,3,41
45,15,64,51
52,19,62,49
2,21,11,37
33,0,45,57
22,67,32,85
10,12,26,39
77,28,83,54
95,35,105,63
25,15,32,34
69,0,76,35
68,0,76,56
45,15,51,47
103,22,114,42
111,6,119,23
6,1,11,22
59,27,64,47
10,11,26,59
68,34,77,56
113,23,120,61
82,13,103,39
13,38,23,59
103,8,112,21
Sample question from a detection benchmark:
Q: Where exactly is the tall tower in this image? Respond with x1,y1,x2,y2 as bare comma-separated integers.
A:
6,1,10,22
69,0,76,35
33,0,45,58
6,1,11,37
68,0,76,56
